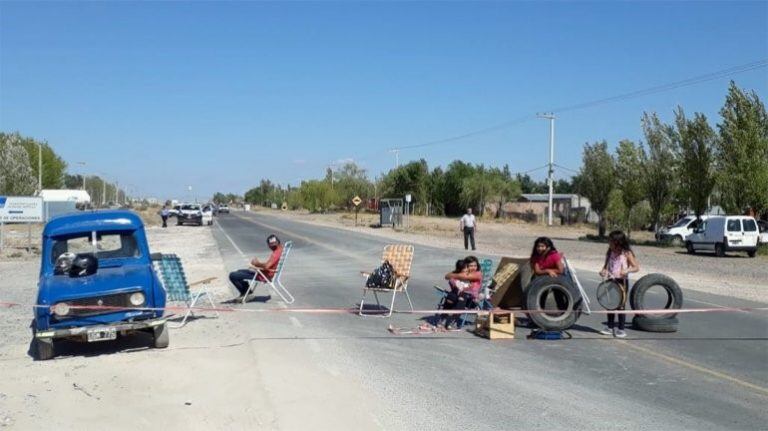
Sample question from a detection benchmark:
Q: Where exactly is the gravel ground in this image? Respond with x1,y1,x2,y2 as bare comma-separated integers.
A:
255,209,768,303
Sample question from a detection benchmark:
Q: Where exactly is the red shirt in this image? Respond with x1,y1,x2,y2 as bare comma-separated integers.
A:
530,250,563,271
263,245,283,279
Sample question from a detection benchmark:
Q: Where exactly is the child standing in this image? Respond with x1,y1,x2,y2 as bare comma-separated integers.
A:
599,230,640,338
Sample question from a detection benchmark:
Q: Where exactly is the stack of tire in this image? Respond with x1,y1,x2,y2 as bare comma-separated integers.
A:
630,274,683,332
524,275,583,331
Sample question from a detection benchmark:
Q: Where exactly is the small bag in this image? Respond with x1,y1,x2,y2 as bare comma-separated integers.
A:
366,260,395,289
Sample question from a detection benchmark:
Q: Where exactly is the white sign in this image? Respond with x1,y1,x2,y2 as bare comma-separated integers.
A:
0,196,44,223
405,194,412,203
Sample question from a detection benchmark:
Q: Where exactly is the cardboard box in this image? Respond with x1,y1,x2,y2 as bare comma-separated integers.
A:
475,311,515,339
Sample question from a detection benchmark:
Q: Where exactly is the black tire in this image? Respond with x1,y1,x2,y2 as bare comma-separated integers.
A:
176,220,182,226
715,243,725,257
524,276,582,331
629,273,683,320
747,250,756,258
153,323,169,348
35,338,55,360
685,241,695,254
632,316,678,333
671,235,683,247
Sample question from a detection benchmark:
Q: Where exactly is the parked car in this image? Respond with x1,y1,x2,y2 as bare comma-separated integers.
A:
685,215,760,257
167,205,181,217
218,204,230,214
758,220,768,245
202,204,214,226
656,215,709,245
177,204,203,226
32,210,168,360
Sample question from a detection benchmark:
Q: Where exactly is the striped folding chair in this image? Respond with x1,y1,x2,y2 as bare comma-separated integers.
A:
153,253,219,328
243,241,295,304
359,244,414,317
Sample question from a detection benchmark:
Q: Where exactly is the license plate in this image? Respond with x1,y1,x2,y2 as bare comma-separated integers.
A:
86,327,117,342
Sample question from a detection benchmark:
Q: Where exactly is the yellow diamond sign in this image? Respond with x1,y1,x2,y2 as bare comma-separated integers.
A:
352,196,362,207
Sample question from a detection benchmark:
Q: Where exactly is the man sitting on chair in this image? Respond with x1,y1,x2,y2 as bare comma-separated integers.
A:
228,234,284,300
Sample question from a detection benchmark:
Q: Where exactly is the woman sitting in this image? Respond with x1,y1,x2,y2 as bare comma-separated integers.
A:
440,256,482,329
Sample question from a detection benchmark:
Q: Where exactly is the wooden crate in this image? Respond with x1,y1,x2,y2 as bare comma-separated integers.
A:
475,311,515,340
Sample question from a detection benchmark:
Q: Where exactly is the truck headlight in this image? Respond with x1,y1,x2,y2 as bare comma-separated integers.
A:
129,292,145,306
52,302,70,317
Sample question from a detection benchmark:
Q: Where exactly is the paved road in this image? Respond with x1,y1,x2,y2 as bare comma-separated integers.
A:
213,211,768,430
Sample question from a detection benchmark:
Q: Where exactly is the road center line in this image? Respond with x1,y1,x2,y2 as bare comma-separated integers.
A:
618,340,768,397
216,220,246,258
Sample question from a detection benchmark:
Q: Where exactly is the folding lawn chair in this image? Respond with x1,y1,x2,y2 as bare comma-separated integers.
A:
153,253,219,328
433,258,494,328
359,244,414,317
242,241,295,304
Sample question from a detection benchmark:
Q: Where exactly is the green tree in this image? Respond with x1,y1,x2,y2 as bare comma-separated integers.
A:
615,139,647,236
380,159,430,212
299,180,337,213
578,141,616,237
673,108,717,219
641,112,679,231
334,162,373,209
716,81,768,214
442,160,476,215
0,135,37,195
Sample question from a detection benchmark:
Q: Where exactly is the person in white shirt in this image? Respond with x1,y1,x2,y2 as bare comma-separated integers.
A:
459,208,477,250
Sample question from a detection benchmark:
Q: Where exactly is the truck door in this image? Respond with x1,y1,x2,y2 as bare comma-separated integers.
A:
742,218,759,247
725,218,743,247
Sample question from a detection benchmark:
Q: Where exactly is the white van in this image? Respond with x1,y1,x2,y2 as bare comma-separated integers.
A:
685,216,760,257
656,215,709,244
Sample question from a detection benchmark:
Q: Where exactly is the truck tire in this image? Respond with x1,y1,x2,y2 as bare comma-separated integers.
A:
685,241,695,254
35,338,55,361
715,243,725,257
747,250,756,258
629,273,683,320
153,323,169,348
524,276,582,331
632,315,678,333
672,235,683,246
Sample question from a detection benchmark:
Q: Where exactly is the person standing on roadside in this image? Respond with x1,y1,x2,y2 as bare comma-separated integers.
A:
460,207,477,250
160,205,170,228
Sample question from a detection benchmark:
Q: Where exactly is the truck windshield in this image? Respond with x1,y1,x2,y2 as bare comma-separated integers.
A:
51,231,140,264
671,217,693,228
182,205,200,210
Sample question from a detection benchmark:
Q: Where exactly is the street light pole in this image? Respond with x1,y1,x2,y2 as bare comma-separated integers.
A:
537,113,556,226
38,143,42,192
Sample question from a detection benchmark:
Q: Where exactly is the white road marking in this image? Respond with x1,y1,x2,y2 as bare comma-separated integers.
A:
216,221,246,257
289,316,303,328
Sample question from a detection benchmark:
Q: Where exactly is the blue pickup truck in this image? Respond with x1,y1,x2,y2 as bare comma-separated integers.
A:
32,210,168,360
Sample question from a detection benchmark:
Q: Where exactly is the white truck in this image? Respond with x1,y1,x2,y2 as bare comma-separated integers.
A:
685,215,760,257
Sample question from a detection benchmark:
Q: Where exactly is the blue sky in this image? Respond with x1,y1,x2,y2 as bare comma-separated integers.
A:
1,1,766,201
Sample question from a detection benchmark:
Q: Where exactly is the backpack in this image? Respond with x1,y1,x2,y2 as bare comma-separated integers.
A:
366,260,395,289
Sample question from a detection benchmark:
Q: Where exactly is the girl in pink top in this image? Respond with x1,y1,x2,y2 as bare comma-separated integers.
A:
440,256,482,329
530,237,564,278
599,230,640,338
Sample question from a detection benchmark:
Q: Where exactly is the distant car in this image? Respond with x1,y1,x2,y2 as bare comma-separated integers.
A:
201,205,214,226
686,215,760,257
656,215,709,245
758,220,768,245
177,204,203,226
218,204,230,214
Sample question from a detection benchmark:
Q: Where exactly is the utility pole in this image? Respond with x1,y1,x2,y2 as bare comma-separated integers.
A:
389,149,400,169
38,143,42,192
537,113,556,226
101,175,106,207
77,162,86,190
115,181,119,206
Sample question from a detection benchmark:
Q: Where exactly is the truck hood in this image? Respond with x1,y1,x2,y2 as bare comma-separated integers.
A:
37,264,152,305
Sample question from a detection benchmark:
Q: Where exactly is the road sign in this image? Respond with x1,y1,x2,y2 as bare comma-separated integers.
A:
0,196,43,223
352,196,362,207
405,194,412,203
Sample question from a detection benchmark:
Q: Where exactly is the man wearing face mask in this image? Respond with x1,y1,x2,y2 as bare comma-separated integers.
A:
228,234,284,300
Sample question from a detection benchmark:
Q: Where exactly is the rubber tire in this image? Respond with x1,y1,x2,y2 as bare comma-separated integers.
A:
747,250,756,258
685,241,695,254
629,273,683,320
632,316,679,333
35,338,55,361
671,235,683,247
153,323,169,348
715,243,725,257
524,276,582,331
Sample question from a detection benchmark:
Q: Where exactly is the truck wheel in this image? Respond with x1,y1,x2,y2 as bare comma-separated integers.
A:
632,316,678,333
715,243,725,257
747,250,756,258
672,235,683,246
685,241,695,254
153,323,169,348
629,273,683,320
524,276,582,331
35,338,55,360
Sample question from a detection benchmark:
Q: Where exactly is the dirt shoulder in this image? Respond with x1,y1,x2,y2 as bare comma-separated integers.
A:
252,208,768,304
